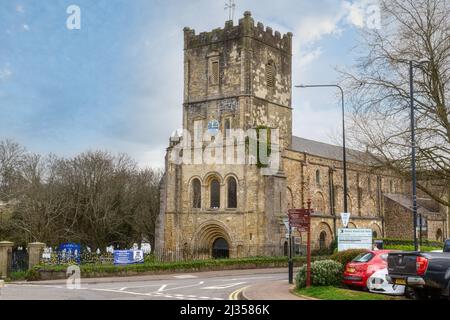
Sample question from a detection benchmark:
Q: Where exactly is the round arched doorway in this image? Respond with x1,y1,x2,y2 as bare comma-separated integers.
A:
212,238,229,259
319,231,327,250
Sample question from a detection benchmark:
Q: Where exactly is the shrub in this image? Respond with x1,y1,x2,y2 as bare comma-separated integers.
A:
295,259,343,289
25,268,41,281
378,238,443,248
330,249,368,267
8,271,27,281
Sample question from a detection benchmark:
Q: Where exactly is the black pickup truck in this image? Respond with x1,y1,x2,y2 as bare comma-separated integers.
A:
387,239,450,299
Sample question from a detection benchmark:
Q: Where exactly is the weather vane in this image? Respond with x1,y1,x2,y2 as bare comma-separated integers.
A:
224,0,236,22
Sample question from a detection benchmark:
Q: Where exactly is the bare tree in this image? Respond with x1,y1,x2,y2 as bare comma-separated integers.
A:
0,139,162,249
341,0,449,208
0,139,25,201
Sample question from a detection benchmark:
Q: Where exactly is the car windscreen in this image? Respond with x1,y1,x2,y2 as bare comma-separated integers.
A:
352,252,374,263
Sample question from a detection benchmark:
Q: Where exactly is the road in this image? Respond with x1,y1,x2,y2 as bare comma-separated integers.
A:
0,268,288,300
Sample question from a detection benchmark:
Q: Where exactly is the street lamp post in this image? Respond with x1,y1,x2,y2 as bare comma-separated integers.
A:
408,58,429,252
409,60,419,252
295,85,348,215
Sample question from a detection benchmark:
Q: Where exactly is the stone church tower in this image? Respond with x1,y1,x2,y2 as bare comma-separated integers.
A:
156,12,294,258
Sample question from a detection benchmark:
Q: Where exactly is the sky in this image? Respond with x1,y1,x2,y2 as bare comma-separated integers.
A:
0,0,378,168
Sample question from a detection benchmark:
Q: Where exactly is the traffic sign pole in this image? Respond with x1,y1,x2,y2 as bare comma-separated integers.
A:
306,199,312,288
288,201,313,288
288,225,293,284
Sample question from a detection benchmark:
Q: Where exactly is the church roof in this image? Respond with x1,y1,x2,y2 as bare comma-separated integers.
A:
384,193,441,217
291,136,373,164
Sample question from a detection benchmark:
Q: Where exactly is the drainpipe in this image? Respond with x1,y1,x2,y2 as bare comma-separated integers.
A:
329,167,336,239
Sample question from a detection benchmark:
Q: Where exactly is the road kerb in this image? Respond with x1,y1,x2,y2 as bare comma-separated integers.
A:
229,286,248,300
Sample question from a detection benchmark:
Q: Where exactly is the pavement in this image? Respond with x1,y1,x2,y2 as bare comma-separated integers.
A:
0,268,289,300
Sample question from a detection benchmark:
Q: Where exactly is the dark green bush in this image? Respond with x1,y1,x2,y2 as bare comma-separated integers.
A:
26,268,41,281
377,238,443,248
330,249,368,266
295,260,343,289
7,271,27,281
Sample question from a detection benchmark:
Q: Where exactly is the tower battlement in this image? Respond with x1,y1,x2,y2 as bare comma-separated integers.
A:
184,11,293,54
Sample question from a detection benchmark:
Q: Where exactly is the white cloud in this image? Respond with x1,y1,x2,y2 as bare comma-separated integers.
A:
345,2,365,27
0,67,12,80
297,47,324,68
16,4,25,13
23,24,30,31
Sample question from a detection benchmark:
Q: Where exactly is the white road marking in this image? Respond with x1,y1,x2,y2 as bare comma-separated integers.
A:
218,276,275,281
202,282,246,290
116,284,162,291
157,284,167,292
173,275,197,279
154,281,204,293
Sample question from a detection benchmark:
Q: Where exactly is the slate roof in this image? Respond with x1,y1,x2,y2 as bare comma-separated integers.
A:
291,136,375,164
384,193,441,217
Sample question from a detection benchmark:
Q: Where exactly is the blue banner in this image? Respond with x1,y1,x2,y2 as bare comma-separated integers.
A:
58,243,81,264
113,250,144,265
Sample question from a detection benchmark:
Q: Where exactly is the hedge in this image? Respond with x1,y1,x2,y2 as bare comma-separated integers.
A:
330,249,368,267
377,238,443,248
28,255,329,280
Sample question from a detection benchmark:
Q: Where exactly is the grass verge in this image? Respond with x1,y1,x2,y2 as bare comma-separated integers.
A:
295,286,398,300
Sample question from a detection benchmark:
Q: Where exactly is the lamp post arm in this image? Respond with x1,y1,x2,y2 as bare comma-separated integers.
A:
295,84,348,213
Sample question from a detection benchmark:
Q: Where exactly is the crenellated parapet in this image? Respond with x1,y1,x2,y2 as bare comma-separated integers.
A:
183,11,293,54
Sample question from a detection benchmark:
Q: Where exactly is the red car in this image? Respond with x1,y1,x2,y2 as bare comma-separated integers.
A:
343,250,394,289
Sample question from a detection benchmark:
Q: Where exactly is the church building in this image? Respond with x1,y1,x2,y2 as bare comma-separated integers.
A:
155,12,446,259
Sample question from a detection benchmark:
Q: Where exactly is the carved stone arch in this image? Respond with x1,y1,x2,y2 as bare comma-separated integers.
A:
191,220,235,257
347,193,354,214
286,187,294,209
203,171,224,185
317,222,333,249
224,174,238,209
370,223,382,239
188,175,203,209
312,191,326,214
436,229,443,242
368,197,377,216
204,172,223,209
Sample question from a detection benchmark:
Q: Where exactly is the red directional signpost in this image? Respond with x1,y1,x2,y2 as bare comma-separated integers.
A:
288,199,313,287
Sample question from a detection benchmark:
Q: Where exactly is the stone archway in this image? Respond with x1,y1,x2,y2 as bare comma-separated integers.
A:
436,229,443,242
317,222,333,250
192,221,233,259
370,223,382,239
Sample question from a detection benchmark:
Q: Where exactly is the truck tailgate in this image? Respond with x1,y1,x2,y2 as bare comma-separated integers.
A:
387,252,418,276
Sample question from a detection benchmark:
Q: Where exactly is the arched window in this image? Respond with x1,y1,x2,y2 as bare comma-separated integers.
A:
266,61,275,88
319,231,327,250
315,170,320,186
373,231,378,239
192,179,201,209
227,177,237,209
210,179,220,209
